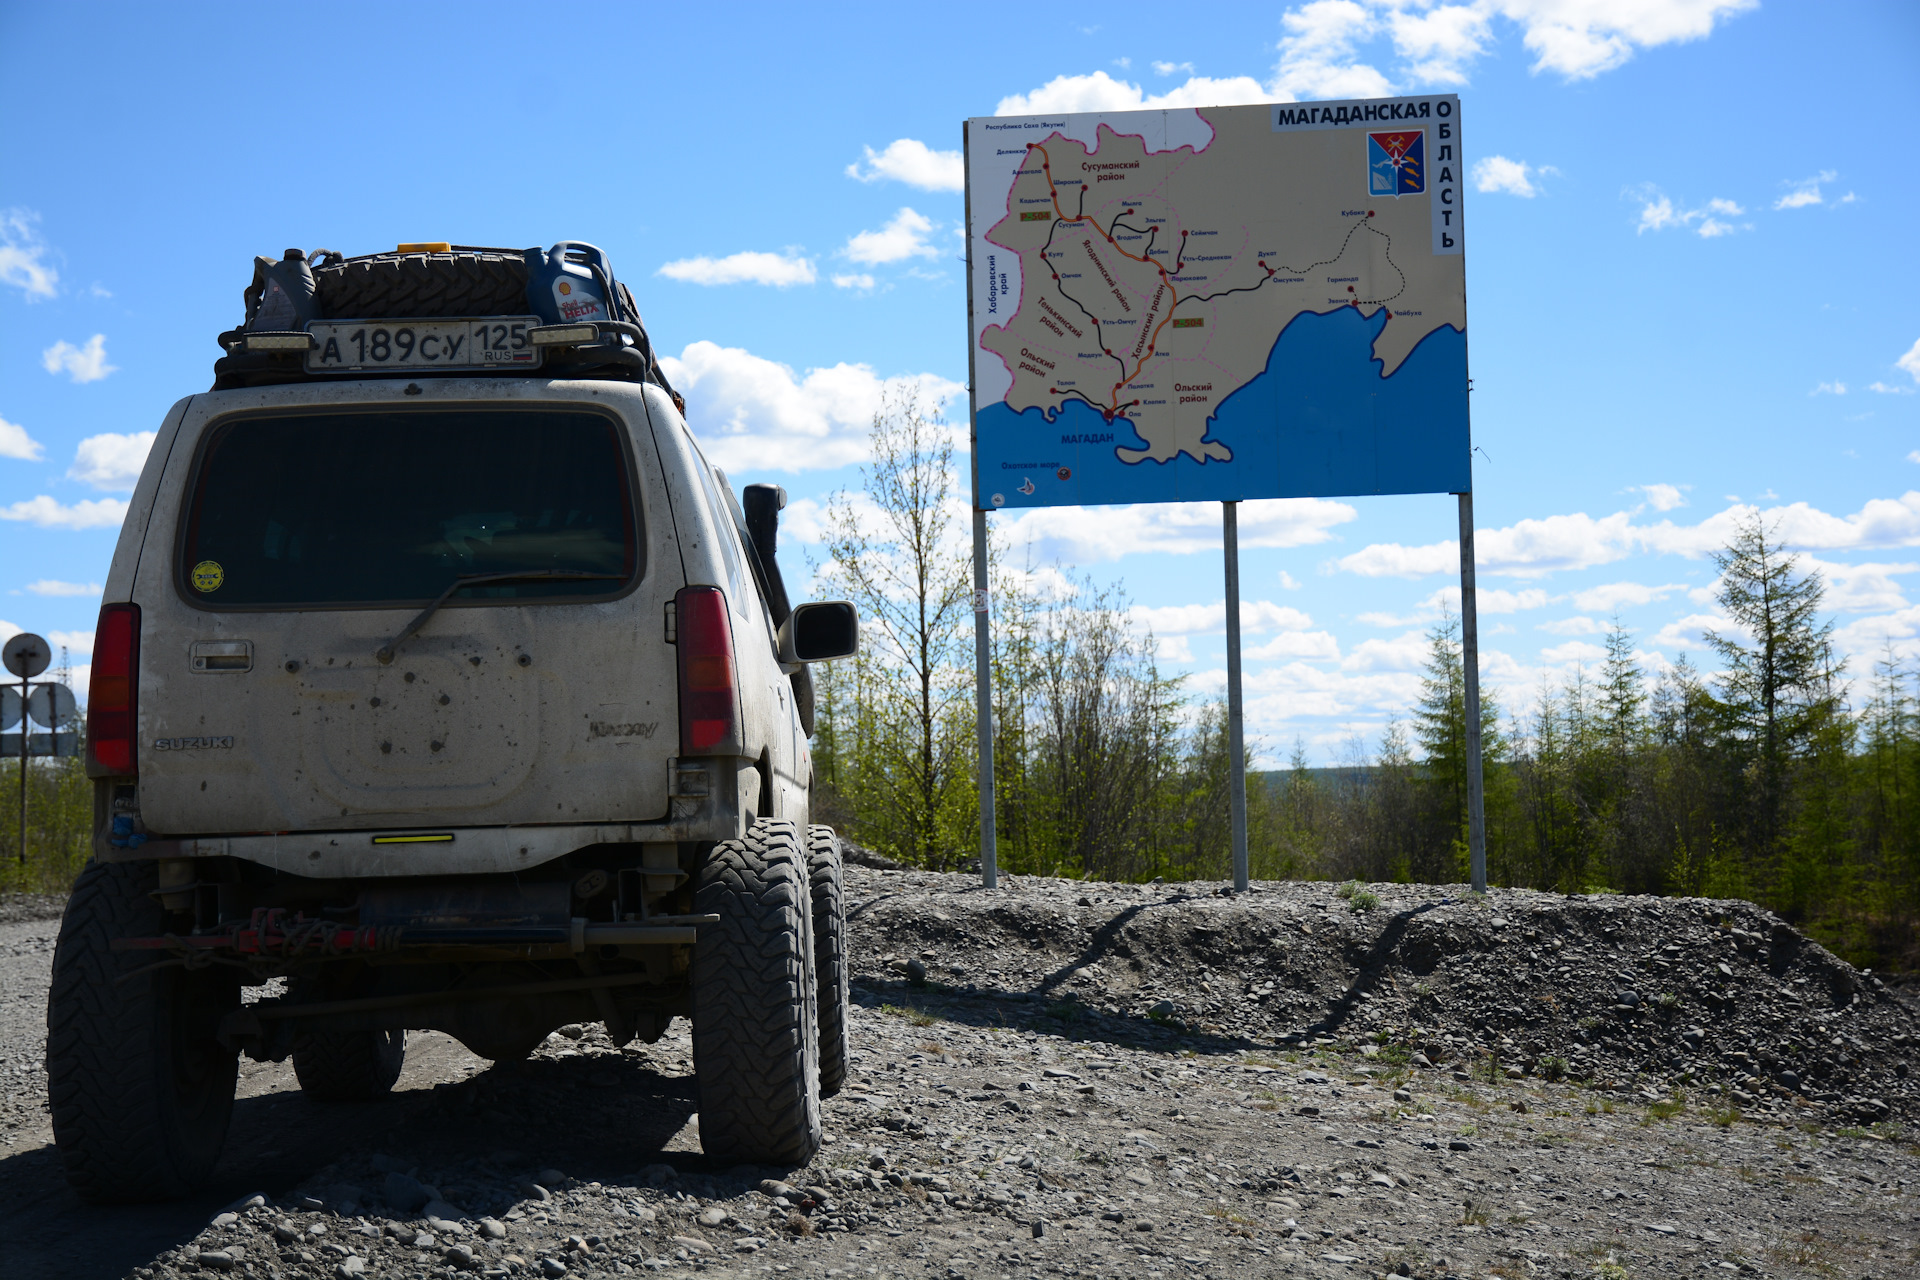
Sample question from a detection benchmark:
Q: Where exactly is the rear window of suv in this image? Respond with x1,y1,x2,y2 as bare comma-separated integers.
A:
179,408,639,608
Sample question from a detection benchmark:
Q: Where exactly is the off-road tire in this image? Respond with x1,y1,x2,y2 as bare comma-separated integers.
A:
807,825,851,1098
291,1029,406,1102
691,819,821,1165
314,250,530,321
46,860,241,1203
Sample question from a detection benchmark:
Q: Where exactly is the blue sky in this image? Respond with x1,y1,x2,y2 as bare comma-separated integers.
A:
2,1,1917,763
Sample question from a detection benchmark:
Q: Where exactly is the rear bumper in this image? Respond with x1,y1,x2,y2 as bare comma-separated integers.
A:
102,756,760,877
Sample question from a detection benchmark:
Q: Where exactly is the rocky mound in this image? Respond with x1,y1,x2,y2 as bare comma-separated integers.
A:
847,867,1917,1125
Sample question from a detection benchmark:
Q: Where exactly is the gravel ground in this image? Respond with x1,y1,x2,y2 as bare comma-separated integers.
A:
0,871,1913,1280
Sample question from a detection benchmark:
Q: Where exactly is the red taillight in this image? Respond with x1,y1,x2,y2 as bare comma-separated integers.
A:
676,586,737,753
89,603,140,774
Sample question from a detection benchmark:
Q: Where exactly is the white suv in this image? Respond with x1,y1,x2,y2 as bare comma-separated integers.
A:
46,244,858,1202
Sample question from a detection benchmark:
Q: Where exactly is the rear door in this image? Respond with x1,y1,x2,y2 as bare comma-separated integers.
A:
133,381,686,835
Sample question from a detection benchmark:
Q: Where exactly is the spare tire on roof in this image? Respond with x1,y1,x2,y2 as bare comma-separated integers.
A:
313,249,530,320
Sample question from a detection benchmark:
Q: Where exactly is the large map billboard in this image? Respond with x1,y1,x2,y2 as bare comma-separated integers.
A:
965,95,1469,510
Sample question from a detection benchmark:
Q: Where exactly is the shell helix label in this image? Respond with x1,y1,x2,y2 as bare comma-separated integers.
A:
190,560,225,593
554,278,606,323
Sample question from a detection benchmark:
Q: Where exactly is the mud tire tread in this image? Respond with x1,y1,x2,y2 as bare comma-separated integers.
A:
291,1029,406,1102
806,825,851,1098
314,252,530,321
691,819,821,1165
46,860,239,1203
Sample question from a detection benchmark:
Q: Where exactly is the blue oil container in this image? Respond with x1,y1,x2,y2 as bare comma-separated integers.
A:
524,242,615,325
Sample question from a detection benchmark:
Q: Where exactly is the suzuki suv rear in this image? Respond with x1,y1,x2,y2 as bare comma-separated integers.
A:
46,244,858,1202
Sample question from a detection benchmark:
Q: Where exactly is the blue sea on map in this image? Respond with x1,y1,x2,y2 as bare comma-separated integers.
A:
976,305,1469,508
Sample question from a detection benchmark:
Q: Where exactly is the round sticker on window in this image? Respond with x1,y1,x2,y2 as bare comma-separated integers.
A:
190,560,225,593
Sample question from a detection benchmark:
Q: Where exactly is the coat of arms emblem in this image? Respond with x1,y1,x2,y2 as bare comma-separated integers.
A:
1368,130,1425,196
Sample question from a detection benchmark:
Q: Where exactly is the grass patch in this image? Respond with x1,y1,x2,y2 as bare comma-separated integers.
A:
1538,1055,1568,1082
1335,880,1381,913
1644,1097,1686,1124
1710,1106,1742,1129
1767,1229,1842,1279
1460,1198,1490,1227
879,1002,942,1028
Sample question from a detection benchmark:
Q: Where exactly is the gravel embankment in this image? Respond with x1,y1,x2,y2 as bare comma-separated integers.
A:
0,870,1912,1280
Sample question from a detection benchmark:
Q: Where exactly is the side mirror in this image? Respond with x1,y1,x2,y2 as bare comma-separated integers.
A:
779,601,859,665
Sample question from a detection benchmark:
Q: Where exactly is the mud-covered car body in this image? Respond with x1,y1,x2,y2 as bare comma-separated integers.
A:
48,245,855,1201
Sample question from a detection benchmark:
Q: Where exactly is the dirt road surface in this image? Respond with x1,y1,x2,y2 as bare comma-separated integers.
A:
0,870,1913,1280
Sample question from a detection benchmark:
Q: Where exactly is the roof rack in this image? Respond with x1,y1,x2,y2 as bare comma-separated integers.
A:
209,243,683,410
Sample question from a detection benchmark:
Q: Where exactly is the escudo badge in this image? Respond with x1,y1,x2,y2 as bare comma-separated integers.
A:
1368,129,1425,196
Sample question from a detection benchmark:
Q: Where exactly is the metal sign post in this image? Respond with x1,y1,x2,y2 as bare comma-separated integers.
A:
1456,492,1487,893
962,119,1000,891
1222,503,1249,892
971,511,998,890
3,632,53,866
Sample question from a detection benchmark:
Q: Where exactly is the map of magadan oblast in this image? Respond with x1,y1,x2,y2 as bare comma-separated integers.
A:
966,95,1469,509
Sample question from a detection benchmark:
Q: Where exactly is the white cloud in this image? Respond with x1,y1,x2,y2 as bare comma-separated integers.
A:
1540,639,1606,665
1872,382,1915,396
1652,612,1729,651
658,340,963,475
995,496,1355,565
0,414,44,461
997,0,1752,147
1631,483,1689,511
843,208,940,266
1805,557,1917,614
0,495,129,529
1632,187,1751,238
1246,630,1342,661
40,334,116,383
1811,381,1847,397
1834,605,1920,664
69,431,154,490
48,629,93,655
1473,155,1552,197
1634,193,1681,233
831,273,876,291
1331,540,1457,579
845,139,964,193
1278,570,1303,590
1130,599,1315,637
1273,0,1397,100
1341,630,1429,673
26,580,101,597
1357,584,1550,627
1538,615,1603,636
1897,337,1920,383
1383,1,1492,85
1494,0,1757,80
1774,170,1837,210
656,251,816,288
994,70,1271,115
1336,511,1638,580
1335,494,1920,589
0,209,58,300
1566,580,1686,612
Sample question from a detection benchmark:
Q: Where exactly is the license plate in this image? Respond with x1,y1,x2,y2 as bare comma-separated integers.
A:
304,317,544,373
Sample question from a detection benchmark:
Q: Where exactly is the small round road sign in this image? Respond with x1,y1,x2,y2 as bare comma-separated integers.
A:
2,632,51,679
27,682,77,727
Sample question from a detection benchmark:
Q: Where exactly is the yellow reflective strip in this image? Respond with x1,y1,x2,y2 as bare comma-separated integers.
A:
370,834,455,844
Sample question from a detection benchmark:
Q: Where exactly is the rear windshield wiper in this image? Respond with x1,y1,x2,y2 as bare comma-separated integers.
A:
375,570,626,664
